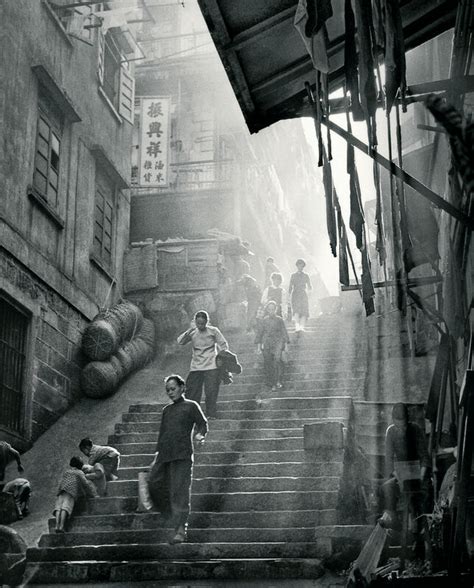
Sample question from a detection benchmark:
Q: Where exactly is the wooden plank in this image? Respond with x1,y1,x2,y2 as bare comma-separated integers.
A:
225,7,296,51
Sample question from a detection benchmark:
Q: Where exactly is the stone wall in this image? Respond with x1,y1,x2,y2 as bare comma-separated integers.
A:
0,250,87,445
0,1,133,446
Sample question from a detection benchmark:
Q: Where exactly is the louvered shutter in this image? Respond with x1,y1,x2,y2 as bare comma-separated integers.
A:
118,66,135,124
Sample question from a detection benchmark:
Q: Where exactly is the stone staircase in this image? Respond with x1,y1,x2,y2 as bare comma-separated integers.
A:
25,315,373,584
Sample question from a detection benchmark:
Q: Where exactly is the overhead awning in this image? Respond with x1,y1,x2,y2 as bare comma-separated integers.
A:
197,0,456,133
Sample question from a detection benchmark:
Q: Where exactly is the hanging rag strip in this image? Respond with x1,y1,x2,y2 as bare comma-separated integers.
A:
337,207,350,286
361,247,376,316
382,0,407,113
352,0,378,147
372,158,386,265
322,147,338,257
344,0,364,121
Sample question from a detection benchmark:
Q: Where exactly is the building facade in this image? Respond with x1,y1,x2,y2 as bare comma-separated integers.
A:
0,1,135,447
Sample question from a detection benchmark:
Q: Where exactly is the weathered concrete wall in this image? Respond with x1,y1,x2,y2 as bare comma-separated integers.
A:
0,1,132,445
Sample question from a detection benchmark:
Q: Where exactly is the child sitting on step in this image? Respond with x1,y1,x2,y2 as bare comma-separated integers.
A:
79,438,120,481
54,456,97,533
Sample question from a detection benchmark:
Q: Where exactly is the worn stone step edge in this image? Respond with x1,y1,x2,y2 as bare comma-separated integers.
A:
47,509,339,532
39,526,319,547
27,542,328,562
24,557,325,583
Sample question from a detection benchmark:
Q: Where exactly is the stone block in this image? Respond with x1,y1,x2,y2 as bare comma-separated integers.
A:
304,421,344,450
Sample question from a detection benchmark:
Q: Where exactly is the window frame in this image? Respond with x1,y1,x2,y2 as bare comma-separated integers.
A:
32,103,63,208
92,172,116,272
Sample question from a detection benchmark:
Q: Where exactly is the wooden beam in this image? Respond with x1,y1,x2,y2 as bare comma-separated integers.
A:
225,7,296,51
197,0,257,120
321,116,474,230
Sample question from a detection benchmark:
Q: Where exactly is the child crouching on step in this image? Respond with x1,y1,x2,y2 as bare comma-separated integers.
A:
54,456,98,533
79,437,121,481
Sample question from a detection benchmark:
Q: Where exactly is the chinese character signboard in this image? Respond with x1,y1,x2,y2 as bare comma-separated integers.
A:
139,97,170,187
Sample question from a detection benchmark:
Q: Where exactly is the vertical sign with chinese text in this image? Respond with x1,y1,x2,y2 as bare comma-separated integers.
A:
139,97,170,187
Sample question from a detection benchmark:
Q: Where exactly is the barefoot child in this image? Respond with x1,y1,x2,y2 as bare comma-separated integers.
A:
79,438,120,481
54,456,97,533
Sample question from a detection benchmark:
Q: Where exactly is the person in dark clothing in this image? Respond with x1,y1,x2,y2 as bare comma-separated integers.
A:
289,259,312,333
380,403,431,526
261,272,287,318
238,274,263,332
148,374,208,544
255,301,290,391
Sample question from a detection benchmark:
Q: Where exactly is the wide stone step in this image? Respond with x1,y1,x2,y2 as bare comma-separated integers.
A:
39,526,318,548
120,448,342,467
230,374,364,385
117,461,344,480
119,417,347,432
114,436,346,456
26,557,325,583
48,509,339,533
217,390,360,402
75,490,338,515
107,475,340,496
240,365,365,376
128,396,352,413
122,408,350,423
27,541,325,562
111,427,305,443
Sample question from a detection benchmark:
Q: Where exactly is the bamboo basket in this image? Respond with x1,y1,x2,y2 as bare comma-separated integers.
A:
81,356,123,398
81,319,120,361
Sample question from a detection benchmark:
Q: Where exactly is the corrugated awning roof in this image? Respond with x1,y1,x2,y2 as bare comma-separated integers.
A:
197,0,456,133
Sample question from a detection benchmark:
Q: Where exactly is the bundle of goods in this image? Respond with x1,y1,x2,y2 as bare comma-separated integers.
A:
82,301,143,360
81,302,155,398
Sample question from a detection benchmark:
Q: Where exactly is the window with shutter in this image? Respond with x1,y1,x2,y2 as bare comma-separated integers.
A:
97,29,135,124
93,170,116,270
118,66,135,124
32,93,64,207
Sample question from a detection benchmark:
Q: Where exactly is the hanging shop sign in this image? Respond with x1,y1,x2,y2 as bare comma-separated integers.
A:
139,97,170,187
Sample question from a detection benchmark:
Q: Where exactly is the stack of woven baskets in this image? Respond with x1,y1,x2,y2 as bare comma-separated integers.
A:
81,301,155,398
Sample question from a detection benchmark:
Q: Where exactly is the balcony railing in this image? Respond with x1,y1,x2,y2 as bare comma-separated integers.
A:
132,159,234,192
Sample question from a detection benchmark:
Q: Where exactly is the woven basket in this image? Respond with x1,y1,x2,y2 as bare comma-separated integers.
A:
137,318,155,347
128,339,153,368
108,301,143,341
81,357,123,398
116,345,135,376
82,319,120,361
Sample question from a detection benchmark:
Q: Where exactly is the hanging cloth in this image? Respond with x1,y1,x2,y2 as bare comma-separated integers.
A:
382,0,407,113
361,248,375,316
337,208,350,286
322,149,338,257
294,0,331,73
347,142,365,250
352,0,378,146
344,0,364,121
372,158,386,265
